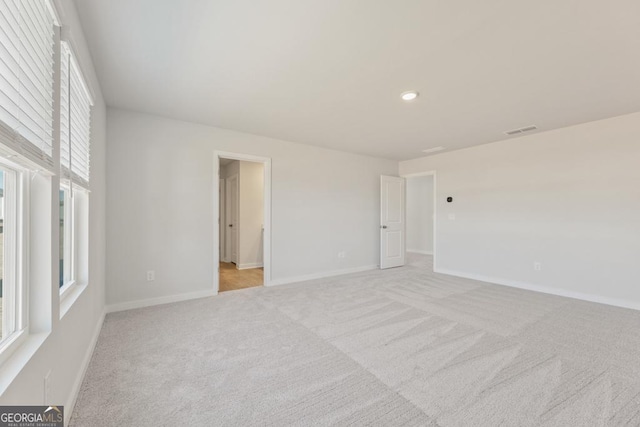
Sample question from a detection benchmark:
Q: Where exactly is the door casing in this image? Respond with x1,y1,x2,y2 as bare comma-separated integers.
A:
213,151,272,293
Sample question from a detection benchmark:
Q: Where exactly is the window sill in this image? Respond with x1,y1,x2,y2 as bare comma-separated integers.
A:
60,281,87,319
59,280,76,300
0,329,28,368
0,330,50,396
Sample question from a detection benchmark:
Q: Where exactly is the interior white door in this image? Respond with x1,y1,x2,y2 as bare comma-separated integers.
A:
226,174,239,264
380,175,405,269
219,178,226,261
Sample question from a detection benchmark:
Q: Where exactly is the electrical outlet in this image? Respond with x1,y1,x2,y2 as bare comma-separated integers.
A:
534,262,541,271
147,270,155,281
44,370,52,404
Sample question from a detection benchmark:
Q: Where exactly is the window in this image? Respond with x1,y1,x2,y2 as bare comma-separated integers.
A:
0,162,26,350
59,187,73,289
0,170,7,342
0,0,56,355
59,42,91,297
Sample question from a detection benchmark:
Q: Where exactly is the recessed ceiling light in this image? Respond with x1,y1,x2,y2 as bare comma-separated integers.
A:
401,91,419,101
422,146,445,154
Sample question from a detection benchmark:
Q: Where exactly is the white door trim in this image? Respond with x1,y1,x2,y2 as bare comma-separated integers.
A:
213,151,272,293
400,170,437,270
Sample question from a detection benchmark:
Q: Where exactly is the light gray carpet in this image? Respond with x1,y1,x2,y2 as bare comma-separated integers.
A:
71,254,640,426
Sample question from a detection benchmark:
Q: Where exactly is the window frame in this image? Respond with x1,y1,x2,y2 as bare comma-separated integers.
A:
59,42,92,304
0,0,96,377
0,158,29,366
58,183,75,298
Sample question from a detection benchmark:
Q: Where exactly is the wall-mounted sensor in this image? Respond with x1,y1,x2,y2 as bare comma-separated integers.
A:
447,197,453,203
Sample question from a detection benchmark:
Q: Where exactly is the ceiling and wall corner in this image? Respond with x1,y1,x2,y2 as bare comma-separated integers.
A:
74,0,640,160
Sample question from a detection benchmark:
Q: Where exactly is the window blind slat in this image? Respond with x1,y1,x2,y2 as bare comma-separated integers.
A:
0,18,20,53
17,82,53,122
17,87,53,127
0,107,19,130
69,111,89,130
0,53,20,83
69,111,88,131
0,37,19,64
20,2,54,82
16,108,50,137
19,46,54,101
29,0,51,36
0,76,20,101
0,2,19,30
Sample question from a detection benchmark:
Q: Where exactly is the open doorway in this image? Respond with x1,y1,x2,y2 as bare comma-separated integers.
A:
219,158,264,291
214,152,271,293
405,173,435,271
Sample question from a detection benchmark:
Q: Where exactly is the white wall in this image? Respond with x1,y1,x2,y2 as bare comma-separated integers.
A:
400,111,640,309
0,0,107,420
406,175,434,254
238,161,264,269
106,108,398,307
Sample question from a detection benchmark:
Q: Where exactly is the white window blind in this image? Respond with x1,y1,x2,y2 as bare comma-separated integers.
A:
0,0,56,171
60,42,91,188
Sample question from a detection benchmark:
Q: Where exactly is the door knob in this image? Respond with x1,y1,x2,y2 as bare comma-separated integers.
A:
381,225,387,229
228,224,233,227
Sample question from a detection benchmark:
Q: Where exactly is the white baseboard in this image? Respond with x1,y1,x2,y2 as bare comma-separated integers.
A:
267,265,378,287
435,267,640,312
237,263,263,270
65,309,106,425
407,250,433,255
106,290,218,313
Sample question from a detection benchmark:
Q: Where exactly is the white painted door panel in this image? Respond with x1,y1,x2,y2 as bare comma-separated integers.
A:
219,178,226,261
380,175,405,269
226,174,239,264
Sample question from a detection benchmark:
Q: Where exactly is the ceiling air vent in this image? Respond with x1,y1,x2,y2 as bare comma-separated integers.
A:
504,125,537,136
